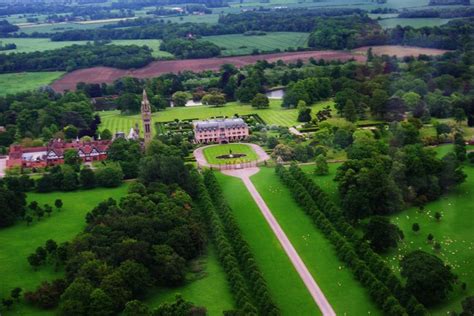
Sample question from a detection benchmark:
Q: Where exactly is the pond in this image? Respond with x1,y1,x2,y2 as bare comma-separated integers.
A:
265,88,285,99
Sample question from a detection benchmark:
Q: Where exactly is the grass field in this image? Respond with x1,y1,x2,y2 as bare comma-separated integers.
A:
0,72,65,95
98,99,328,135
0,38,172,58
386,164,474,314
214,172,320,315
202,32,309,56
250,167,381,315
203,144,258,165
0,185,129,315
378,18,452,29
145,246,235,315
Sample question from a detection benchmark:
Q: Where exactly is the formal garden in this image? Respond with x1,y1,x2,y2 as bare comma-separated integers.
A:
202,144,259,165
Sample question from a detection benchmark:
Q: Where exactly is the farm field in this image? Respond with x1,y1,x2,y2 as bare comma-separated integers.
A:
0,38,172,57
0,72,65,95
145,246,235,315
251,167,381,315
214,172,320,315
386,165,474,314
18,21,116,34
353,45,449,58
51,50,362,91
0,185,129,315
378,18,452,29
203,144,258,165
98,99,308,135
202,32,309,56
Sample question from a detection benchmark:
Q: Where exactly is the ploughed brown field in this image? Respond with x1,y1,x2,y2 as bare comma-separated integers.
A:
50,46,449,92
353,45,450,57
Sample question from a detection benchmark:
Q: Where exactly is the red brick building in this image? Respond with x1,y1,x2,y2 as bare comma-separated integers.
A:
7,138,110,169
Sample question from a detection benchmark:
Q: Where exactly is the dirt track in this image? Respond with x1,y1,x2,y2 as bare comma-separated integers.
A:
51,45,449,92
51,50,362,92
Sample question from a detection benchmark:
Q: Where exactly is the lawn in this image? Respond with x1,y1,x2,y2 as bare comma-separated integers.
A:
202,144,258,165
0,185,129,315
145,246,235,315
0,72,65,95
250,167,381,315
98,99,328,135
0,38,172,58
202,32,309,56
386,164,474,314
214,172,320,316
300,163,342,203
378,18,452,29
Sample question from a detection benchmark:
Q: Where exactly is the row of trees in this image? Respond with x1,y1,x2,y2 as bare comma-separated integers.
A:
160,39,221,59
203,171,279,315
276,164,428,313
0,180,26,228
193,170,262,315
0,43,153,73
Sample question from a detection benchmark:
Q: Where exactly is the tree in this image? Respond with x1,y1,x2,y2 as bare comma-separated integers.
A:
454,107,467,125
201,92,226,107
27,253,41,270
55,199,63,211
297,100,312,122
251,93,269,109
101,129,113,140
344,99,357,122
153,244,186,286
401,250,456,306
89,288,115,316
96,164,123,187
427,233,434,243
2,298,13,310
364,216,404,252
79,166,96,189
461,296,474,316
44,204,53,217
434,212,442,222
171,91,189,107
25,215,33,226
314,154,329,176
64,125,78,140
454,133,466,162
272,144,294,161
266,136,279,149
61,166,78,191
64,149,81,171
124,300,150,316
434,241,442,252
11,287,22,301
412,223,420,234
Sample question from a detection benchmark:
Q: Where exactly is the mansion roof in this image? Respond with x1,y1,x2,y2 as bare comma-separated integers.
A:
193,118,248,132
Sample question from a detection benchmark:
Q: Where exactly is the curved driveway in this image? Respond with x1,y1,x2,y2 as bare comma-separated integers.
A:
222,167,336,316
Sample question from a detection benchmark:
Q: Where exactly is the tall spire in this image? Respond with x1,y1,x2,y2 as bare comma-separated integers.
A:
141,89,152,146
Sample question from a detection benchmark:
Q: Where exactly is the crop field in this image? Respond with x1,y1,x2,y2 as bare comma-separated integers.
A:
0,72,65,95
203,144,258,165
0,185,129,315
98,99,309,135
0,38,172,57
18,21,115,34
251,167,381,315
378,18,452,29
51,50,362,91
202,32,309,56
214,172,320,315
386,165,474,314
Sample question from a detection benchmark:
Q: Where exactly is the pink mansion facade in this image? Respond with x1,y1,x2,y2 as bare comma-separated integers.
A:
193,118,249,143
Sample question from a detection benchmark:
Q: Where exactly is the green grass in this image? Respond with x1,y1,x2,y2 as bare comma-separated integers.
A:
202,32,309,56
0,38,172,58
300,163,342,203
99,99,333,134
145,246,235,315
0,72,65,95
250,167,381,315
386,164,474,314
202,144,258,165
378,18,452,29
0,185,129,315
214,172,320,315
